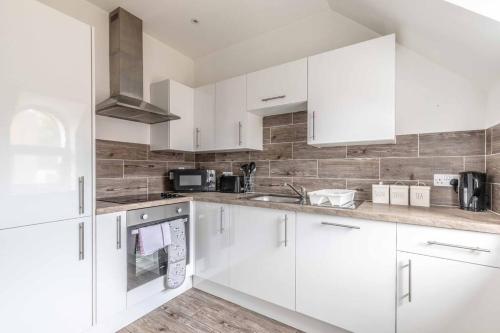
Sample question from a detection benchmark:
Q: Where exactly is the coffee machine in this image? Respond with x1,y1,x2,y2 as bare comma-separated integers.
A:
450,171,488,212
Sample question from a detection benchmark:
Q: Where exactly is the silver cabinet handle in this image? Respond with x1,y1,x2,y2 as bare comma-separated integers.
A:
238,121,243,146
284,214,288,247
195,128,200,148
79,222,84,260
78,176,84,215
311,111,316,141
402,260,412,302
116,215,122,250
427,241,491,253
321,221,360,229
262,95,286,102
219,206,225,234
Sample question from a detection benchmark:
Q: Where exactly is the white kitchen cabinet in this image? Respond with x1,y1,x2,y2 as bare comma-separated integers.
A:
150,79,195,151
307,34,395,147
96,211,127,323
397,252,500,333
0,217,92,333
194,84,216,151
194,202,231,287
296,213,396,333
215,75,263,151
0,0,93,229
230,206,295,310
246,58,307,115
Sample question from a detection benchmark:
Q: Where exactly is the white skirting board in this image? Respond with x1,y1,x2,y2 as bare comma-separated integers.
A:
86,277,192,333
193,277,349,333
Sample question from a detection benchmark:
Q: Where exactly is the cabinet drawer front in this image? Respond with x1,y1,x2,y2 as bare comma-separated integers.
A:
398,224,500,267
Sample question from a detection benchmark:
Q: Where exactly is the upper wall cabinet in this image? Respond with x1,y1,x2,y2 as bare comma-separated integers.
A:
215,75,263,151
194,84,216,152
246,58,307,115
150,79,194,151
308,34,396,147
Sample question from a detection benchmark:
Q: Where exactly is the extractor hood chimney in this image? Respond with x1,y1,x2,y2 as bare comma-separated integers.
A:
96,8,180,124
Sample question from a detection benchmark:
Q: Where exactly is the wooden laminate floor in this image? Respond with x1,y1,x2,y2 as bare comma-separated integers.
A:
119,289,303,333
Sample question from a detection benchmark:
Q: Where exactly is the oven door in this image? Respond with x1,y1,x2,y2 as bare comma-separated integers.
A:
172,170,207,192
127,216,189,291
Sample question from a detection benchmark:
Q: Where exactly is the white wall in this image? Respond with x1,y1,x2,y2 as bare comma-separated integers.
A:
38,0,195,144
195,9,488,134
487,81,500,128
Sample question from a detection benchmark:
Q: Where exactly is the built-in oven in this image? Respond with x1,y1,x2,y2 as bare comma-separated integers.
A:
170,169,216,192
126,202,190,291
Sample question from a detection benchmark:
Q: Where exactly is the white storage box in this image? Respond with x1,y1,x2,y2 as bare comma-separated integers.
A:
308,189,356,207
390,184,409,206
410,185,431,207
372,183,390,204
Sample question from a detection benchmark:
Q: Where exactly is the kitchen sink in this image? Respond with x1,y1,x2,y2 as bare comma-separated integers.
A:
247,195,302,204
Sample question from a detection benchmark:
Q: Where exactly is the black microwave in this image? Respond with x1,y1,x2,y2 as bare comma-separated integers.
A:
170,169,216,192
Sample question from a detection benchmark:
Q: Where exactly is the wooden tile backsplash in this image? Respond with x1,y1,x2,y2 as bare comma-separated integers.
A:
95,113,500,213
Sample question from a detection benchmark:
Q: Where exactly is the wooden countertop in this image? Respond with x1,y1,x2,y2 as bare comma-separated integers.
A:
96,192,500,234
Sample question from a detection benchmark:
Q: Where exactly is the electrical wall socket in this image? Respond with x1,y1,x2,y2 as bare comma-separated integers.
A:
434,174,459,187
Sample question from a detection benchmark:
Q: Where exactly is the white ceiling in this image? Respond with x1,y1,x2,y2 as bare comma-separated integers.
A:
87,0,330,59
327,0,500,89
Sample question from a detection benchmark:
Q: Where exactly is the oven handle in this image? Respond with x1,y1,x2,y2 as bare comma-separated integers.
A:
130,218,188,234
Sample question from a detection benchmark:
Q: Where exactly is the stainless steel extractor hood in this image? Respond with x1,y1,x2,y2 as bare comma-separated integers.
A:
96,8,180,124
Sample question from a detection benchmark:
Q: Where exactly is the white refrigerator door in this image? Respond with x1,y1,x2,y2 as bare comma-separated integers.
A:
0,0,93,229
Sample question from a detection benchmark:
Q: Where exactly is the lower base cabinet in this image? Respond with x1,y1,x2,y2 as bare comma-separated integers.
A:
230,206,295,310
296,213,396,333
0,217,92,333
397,252,500,333
96,211,127,323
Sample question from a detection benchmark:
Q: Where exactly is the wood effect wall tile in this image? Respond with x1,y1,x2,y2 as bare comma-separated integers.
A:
195,153,216,163
319,159,379,179
487,154,500,184
232,161,269,177
197,162,232,176
96,159,123,178
263,113,293,127
253,177,294,195
148,177,172,193
464,156,486,172
96,178,147,199
419,130,485,156
430,185,459,207
380,157,463,180
148,150,186,162
492,123,500,155
293,178,345,192
185,153,196,162
487,128,492,155
271,123,307,143
124,161,167,177
250,143,293,161
263,128,271,144
215,151,250,162
347,135,418,158
493,184,500,213
293,111,307,124
167,162,196,171
96,139,148,160
270,160,317,177
293,142,346,160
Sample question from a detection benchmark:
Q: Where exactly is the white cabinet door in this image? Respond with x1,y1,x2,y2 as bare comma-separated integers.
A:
230,206,295,310
150,79,194,151
296,213,396,333
0,217,92,333
247,58,307,115
397,252,500,333
0,0,93,229
215,75,262,151
194,84,216,151
195,202,231,287
96,212,127,323
308,34,395,147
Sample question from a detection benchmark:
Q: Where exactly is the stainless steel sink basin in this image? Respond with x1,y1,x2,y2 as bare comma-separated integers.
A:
248,195,302,204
